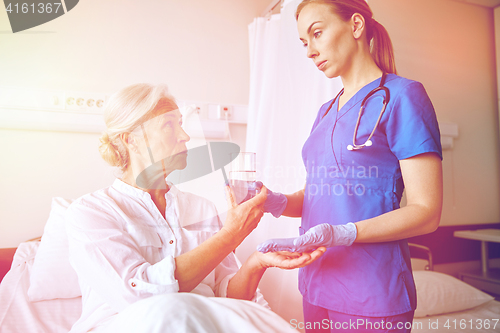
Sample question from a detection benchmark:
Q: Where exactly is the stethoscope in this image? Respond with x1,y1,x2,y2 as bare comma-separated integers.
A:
323,72,390,151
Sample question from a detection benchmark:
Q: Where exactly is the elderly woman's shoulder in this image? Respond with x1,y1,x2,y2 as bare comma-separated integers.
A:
66,185,121,214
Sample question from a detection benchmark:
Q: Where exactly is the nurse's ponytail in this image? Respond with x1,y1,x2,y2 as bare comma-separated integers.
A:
370,19,397,75
296,0,397,75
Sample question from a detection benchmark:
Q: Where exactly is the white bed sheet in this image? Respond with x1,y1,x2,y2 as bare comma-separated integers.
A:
0,241,295,333
0,241,82,333
412,300,500,333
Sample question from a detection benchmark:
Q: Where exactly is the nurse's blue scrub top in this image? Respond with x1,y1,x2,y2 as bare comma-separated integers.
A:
300,74,442,317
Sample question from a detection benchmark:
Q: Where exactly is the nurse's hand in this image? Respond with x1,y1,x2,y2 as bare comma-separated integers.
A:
257,223,357,253
253,247,326,269
255,181,287,218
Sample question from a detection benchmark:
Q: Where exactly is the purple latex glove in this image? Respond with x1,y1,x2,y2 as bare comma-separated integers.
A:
257,223,357,253
255,181,287,218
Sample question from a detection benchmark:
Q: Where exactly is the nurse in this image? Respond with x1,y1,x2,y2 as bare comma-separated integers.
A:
257,0,443,332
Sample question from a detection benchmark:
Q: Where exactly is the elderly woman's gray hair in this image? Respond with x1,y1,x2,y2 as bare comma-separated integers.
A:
98,83,176,171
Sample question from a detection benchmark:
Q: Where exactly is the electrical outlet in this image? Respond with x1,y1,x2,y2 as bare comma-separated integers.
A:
64,92,107,114
217,105,232,120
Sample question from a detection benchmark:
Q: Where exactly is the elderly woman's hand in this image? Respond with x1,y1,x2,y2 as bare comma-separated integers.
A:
221,185,268,245
252,247,326,270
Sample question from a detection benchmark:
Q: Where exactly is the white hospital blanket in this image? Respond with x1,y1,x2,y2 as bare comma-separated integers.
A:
0,241,295,333
100,293,296,333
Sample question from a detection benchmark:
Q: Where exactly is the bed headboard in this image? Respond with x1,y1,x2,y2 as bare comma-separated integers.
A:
408,223,500,264
0,248,17,283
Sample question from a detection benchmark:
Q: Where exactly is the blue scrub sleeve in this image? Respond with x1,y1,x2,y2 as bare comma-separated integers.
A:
385,81,443,160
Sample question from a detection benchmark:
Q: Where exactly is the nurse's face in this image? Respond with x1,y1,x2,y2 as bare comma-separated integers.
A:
297,3,356,79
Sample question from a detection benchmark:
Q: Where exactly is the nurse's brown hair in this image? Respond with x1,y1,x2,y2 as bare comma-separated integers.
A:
296,0,397,75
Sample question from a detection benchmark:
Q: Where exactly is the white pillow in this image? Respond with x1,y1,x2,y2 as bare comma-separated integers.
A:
413,270,494,317
27,197,81,301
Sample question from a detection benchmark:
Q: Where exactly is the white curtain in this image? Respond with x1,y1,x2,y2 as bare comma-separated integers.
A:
235,0,343,325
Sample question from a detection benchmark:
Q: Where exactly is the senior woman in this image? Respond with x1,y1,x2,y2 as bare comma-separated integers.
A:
65,83,325,333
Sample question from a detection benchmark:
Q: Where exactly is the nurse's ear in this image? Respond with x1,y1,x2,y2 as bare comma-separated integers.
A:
351,13,366,40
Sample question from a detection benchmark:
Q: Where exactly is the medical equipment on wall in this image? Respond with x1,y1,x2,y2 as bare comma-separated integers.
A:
323,72,391,151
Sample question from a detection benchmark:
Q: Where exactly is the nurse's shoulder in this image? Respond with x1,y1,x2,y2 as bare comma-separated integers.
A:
384,74,428,99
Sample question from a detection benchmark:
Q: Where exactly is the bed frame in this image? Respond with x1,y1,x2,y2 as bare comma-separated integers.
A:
408,223,500,264
408,243,433,271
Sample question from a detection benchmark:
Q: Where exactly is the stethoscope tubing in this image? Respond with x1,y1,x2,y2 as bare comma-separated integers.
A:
323,73,391,152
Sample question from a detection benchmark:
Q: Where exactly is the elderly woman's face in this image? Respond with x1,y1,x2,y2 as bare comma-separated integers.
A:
132,103,190,176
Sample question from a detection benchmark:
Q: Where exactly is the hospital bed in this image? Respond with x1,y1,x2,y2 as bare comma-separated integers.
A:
409,243,500,332
0,198,294,333
1,205,499,333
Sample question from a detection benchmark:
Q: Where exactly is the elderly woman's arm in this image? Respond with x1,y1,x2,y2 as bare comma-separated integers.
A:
216,185,325,301
174,187,267,293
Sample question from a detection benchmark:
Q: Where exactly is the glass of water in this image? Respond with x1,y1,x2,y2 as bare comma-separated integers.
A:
229,152,257,204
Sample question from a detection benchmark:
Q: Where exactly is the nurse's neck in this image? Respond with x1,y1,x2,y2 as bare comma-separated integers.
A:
338,59,383,110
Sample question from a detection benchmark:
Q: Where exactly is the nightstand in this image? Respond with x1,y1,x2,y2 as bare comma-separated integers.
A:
453,229,500,295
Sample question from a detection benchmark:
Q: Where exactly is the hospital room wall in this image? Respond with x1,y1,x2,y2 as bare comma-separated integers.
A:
371,0,500,226
1,0,499,249
0,0,269,248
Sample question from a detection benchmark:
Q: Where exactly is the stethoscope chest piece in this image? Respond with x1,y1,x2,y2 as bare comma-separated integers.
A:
347,139,372,151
